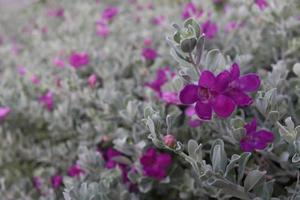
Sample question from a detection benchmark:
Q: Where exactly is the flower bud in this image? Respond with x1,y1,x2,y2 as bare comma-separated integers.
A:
163,134,176,148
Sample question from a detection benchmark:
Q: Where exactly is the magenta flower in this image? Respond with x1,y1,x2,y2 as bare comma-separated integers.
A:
240,119,274,152
142,48,158,61
150,16,166,26
179,63,260,120
30,75,41,85
102,6,119,21
202,20,218,39
47,8,64,18
88,74,97,88
225,21,240,32
39,91,54,111
161,91,181,105
185,106,203,128
51,175,63,189
53,57,65,68
32,176,42,191
69,52,90,69
17,66,26,76
140,148,172,180
255,0,268,10
67,164,84,177
0,107,11,121
182,2,203,19
96,23,110,38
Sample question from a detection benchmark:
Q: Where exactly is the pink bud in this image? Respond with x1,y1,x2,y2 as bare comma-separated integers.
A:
88,74,97,88
143,38,152,46
163,134,176,148
31,75,41,85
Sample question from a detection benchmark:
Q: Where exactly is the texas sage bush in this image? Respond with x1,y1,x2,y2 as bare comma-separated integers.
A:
0,0,299,199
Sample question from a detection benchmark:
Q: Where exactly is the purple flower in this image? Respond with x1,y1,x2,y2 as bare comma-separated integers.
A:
96,23,110,38
161,91,181,105
17,66,27,76
53,57,65,68
30,75,41,85
88,74,97,88
145,67,172,95
202,20,218,39
69,52,90,69
255,0,268,10
179,63,260,120
32,176,42,191
240,119,274,152
51,175,63,189
102,6,119,21
225,21,240,32
47,8,64,18
142,48,158,61
140,148,172,180
0,107,11,121
67,164,84,177
39,91,54,111
150,16,166,26
182,2,203,20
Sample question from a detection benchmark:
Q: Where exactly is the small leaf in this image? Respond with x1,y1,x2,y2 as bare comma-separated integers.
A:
205,49,226,73
210,139,227,174
244,170,266,192
293,63,300,77
195,35,205,66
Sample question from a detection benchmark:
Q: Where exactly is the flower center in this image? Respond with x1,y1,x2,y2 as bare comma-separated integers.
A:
198,87,211,102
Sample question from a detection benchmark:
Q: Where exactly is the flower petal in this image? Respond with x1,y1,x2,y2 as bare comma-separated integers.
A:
236,73,260,92
179,84,199,104
195,101,212,120
255,130,274,143
244,118,257,134
227,89,253,106
230,63,240,81
212,95,235,118
198,71,215,89
214,70,231,92
240,138,255,152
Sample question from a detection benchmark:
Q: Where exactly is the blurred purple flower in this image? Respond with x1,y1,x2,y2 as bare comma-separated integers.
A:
96,23,110,38
30,75,41,85
142,48,158,61
179,63,260,120
150,16,166,26
67,164,84,177
69,52,90,69
51,175,63,189
182,2,203,19
163,134,176,148
88,74,97,88
255,0,268,10
32,176,42,191
53,58,65,68
102,6,119,21
240,118,274,152
39,91,54,111
202,20,218,39
140,147,172,180
47,8,64,18
0,107,11,121
17,66,26,76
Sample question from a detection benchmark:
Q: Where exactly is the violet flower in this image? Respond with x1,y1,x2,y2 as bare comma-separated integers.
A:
202,20,218,39
39,91,54,111
179,63,260,120
150,16,166,26
51,175,63,189
67,164,84,177
140,147,172,180
182,2,203,19
255,0,268,10
47,8,64,18
30,75,41,85
32,176,42,191
88,74,97,88
102,6,119,21
53,57,65,68
0,107,11,121
17,66,26,76
142,48,158,61
240,118,274,152
96,23,110,38
69,52,90,69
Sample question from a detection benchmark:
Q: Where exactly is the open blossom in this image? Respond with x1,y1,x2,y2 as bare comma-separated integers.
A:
67,164,84,177
39,91,54,111
140,147,172,180
202,20,218,39
240,119,274,152
69,52,90,69
0,107,11,121
182,2,203,19
255,0,268,10
102,6,119,21
142,48,158,61
51,175,63,189
179,63,260,120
